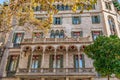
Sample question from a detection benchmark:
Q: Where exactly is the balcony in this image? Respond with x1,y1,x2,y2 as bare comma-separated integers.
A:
16,68,95,76
22,37,92,44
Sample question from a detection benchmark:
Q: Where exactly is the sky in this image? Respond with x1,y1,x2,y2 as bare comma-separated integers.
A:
0,0,5,4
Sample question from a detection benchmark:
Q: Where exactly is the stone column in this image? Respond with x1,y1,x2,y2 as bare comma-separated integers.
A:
54,49,56,72
66,77,69,80
66,47,68,68
29,51,33,72
41,77,45,80
41,47,45,68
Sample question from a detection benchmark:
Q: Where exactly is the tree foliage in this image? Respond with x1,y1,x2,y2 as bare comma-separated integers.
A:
0,0,97,33
84,35,120,80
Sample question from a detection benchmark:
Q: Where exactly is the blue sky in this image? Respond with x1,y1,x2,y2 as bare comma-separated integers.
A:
0,0,5,4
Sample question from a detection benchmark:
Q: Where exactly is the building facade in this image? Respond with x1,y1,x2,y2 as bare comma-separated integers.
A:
0,0,120,80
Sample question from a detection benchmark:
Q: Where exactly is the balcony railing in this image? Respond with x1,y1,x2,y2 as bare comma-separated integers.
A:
16,68,95,76
22,37,91,44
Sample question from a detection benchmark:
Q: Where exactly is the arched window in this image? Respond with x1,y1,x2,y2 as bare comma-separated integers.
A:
50,30,55,38
60,30,64,38
108,16,116,35
57,5,60,10
61,4,64,10
55,30,60,38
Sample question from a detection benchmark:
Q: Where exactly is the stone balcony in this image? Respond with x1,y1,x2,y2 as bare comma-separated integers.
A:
16,68,95,77
22,37,92,44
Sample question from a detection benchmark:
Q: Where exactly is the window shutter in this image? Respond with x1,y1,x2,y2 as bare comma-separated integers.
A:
60,55,63,68
71,32,73,38
92,16,94,23
49,55,53,68
53,17,56,25
100,31,103,35
91,31,94,40
80,31,83,37
27,54,32,69
12,33,17,43
98,15,100,23
79,16,81,24
60,17,62,25
82,54,85,68
15,55,20,71
21,33,24,42
74,55,76,68
6,56,11,71
72,16,74,24
38,55,42,68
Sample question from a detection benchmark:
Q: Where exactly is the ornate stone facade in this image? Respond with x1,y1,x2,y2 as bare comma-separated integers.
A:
0,0,120,80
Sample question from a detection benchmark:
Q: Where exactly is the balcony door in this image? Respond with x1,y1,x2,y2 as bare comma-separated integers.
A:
74,54,85,68
49,55,63,68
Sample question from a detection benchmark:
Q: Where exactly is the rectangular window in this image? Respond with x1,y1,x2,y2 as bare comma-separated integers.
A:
33,32,43,38
71,31,83,38
72,16,81,24
13,33,24,47
6,55,19,71
74,54,85,68
49,55,63,68
92,15,100,24
31,55,41,69
53,17,62,25
105,2,111,10
92,31,102,40
92,4,96,9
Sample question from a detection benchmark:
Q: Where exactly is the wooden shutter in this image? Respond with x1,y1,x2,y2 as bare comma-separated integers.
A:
74,55,76,68
91,31,94,40
6,56,11,71
12,33,17,43
38,55,42,68
72,16,74,24
49,55,53,68
100,31,103,35
92,16,95,23
21,33,24,42
60,17,62,25
27,54,32,69
82,54,85,68
79,16,81,24
80,31,83,37
15,55,20,71
53,17,56,25
60,55,63,68
98,15,100,23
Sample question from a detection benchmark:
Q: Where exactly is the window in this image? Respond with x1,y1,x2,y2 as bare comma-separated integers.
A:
71,31,83,38
108,17,117,35
105,2,111,10
72,16,81,24
74,54,85,68
13,33,24,47
49,55,63,68
6,55,19,71
50,30,64,38
91,15,100,24
31,55,41,69
53,17,62,25
92,31,102,40
59,30,64,38
92,4,96,9
50,30,55,38
33,32,43,38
